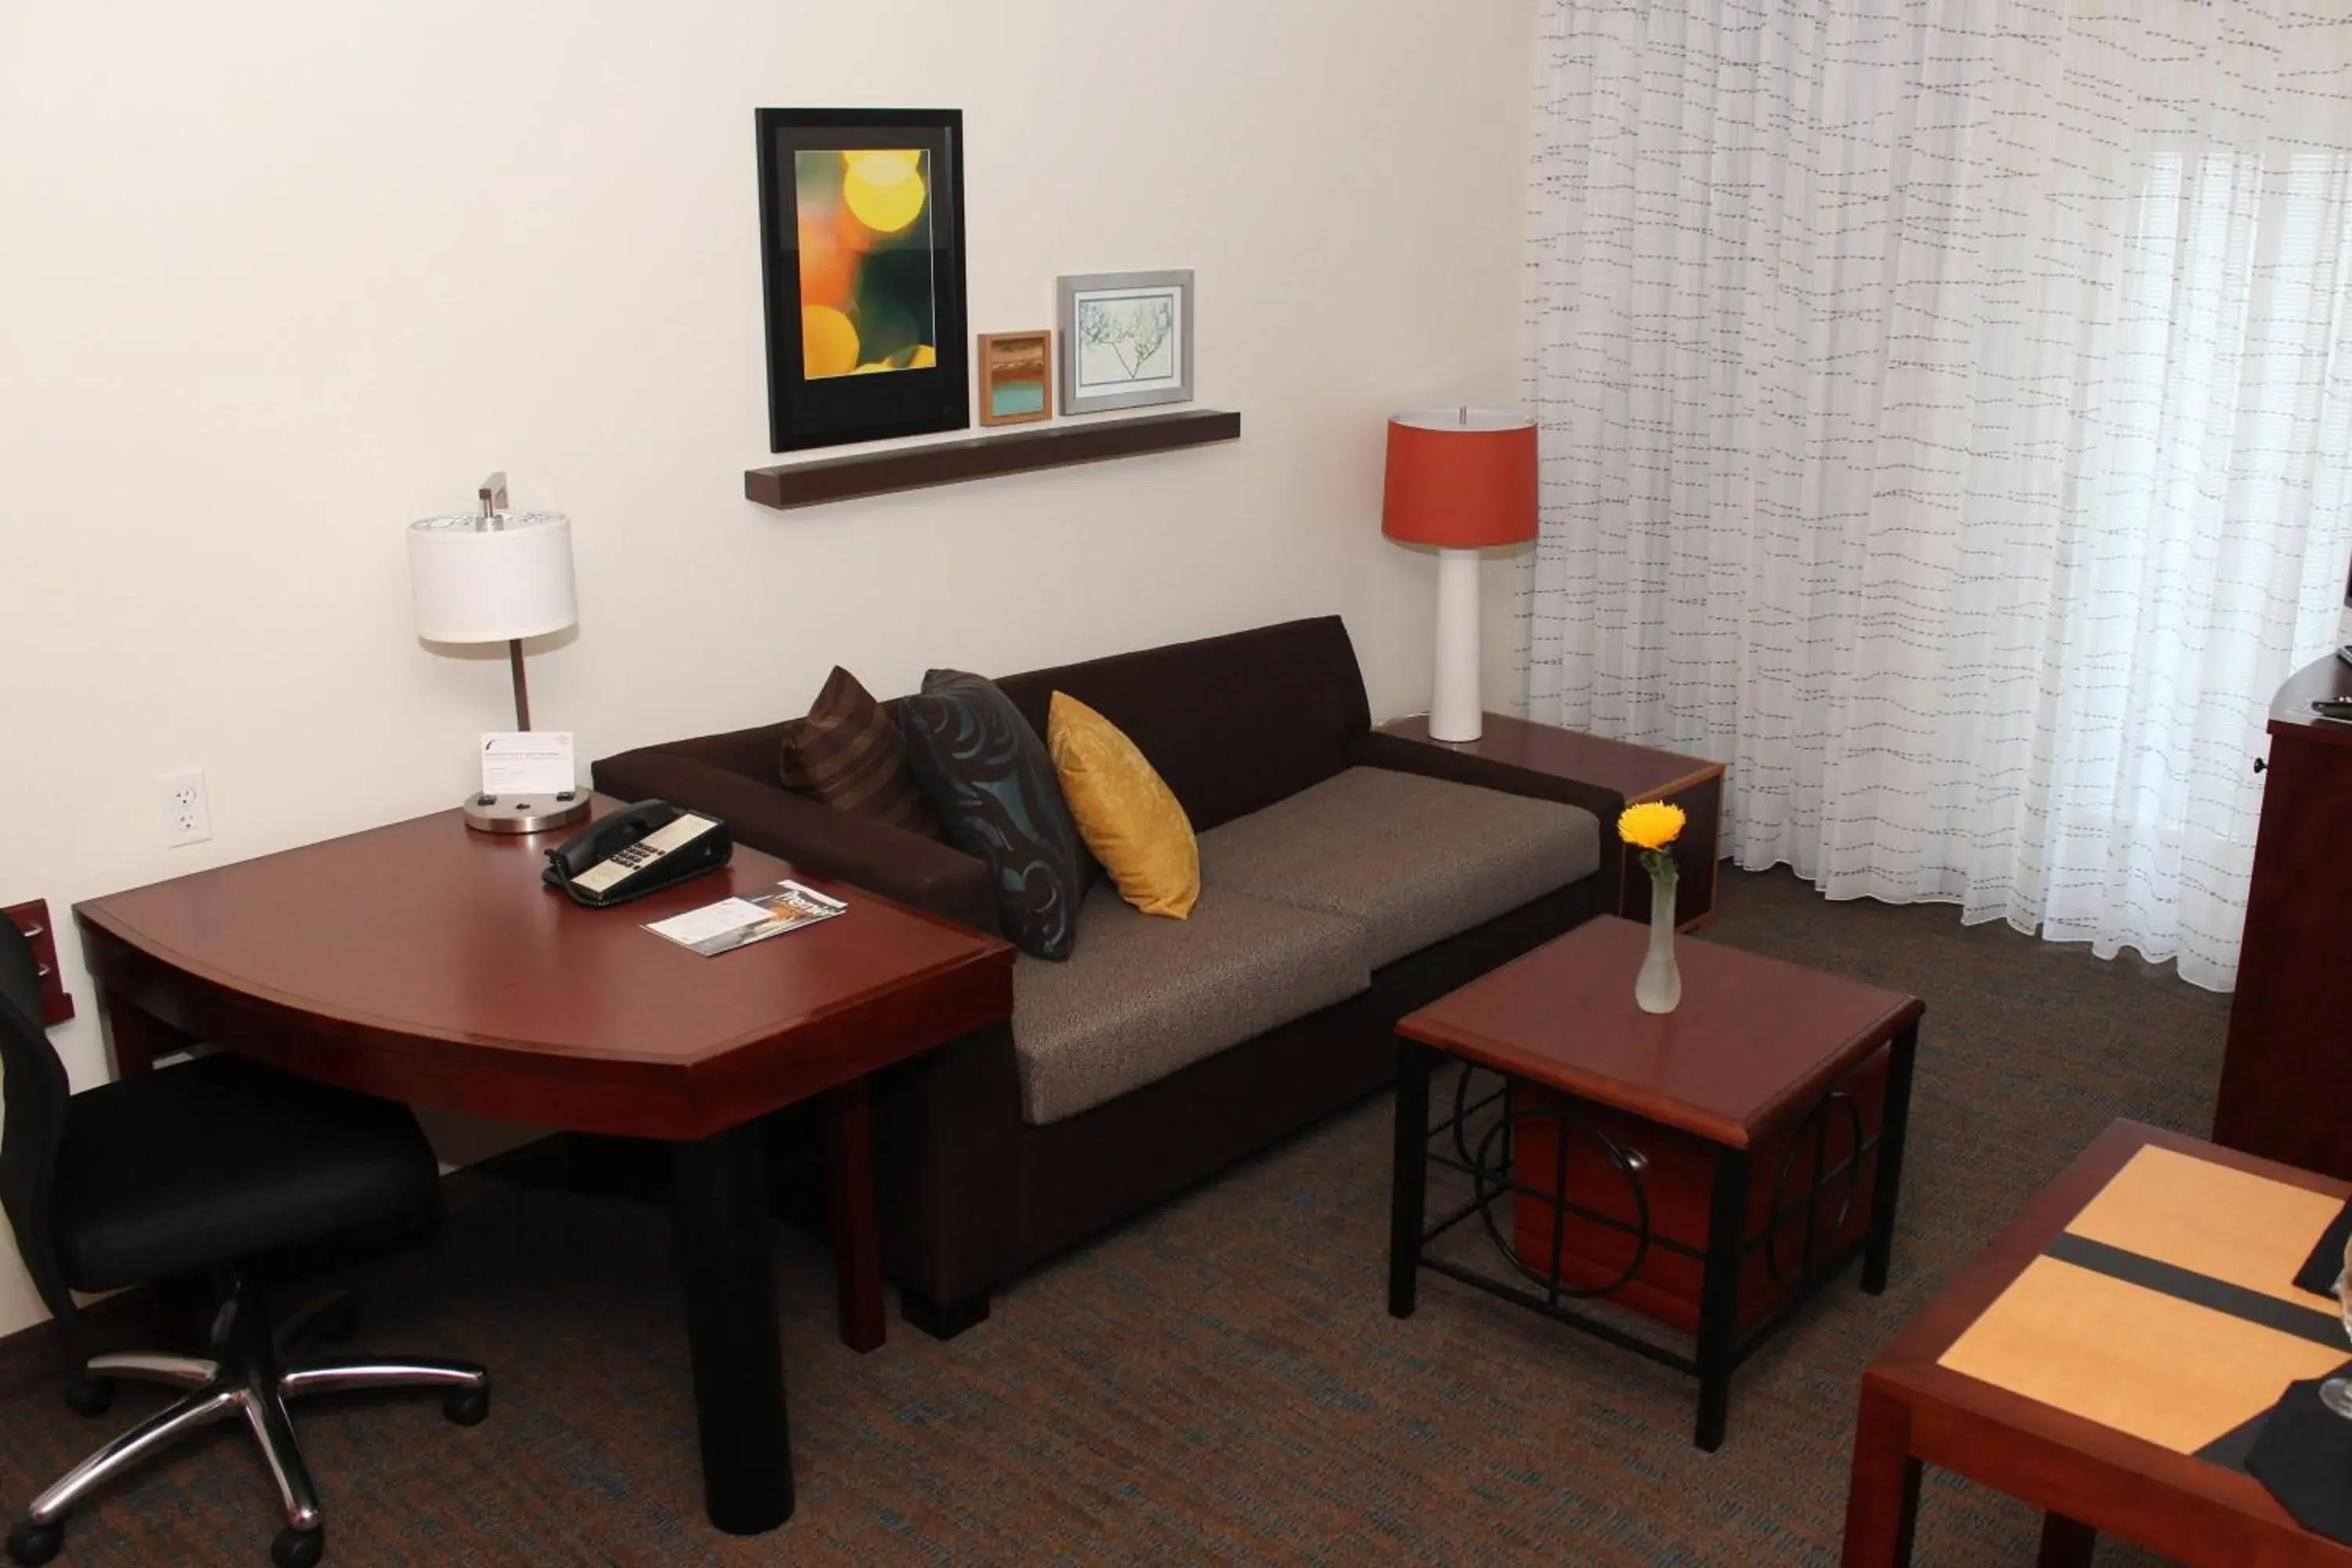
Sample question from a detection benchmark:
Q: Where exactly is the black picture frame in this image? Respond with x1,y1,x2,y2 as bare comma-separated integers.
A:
755,107,970,453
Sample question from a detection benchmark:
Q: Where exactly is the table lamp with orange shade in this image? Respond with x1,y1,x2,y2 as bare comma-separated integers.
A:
1381,408,1539,743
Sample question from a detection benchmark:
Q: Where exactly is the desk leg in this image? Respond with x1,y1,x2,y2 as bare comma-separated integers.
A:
1841,1381,1921,1568
824,1079,885,1355
674,1122,791,1535
1864,1022,1919,1295
1388,1040,1432,1319
2036,1513,2095,1568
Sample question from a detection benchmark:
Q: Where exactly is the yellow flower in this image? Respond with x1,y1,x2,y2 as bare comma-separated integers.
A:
1617,800,1687,851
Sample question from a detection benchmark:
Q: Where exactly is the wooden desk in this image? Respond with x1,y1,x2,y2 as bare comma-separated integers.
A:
1842,1121,2352,1567
73,800,1013,1537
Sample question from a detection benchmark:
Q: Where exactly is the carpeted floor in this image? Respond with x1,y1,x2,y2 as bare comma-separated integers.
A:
0,868,2234,1566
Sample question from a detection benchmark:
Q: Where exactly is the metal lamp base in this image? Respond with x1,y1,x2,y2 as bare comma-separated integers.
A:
461,792,591,835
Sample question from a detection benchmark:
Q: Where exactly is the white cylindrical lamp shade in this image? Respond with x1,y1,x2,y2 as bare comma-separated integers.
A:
406,511,578,643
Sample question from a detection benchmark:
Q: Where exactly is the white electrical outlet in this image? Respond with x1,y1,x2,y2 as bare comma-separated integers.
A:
159,768,212,848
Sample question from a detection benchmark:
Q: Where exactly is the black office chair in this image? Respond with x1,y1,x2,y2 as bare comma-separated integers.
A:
0,922,488,1567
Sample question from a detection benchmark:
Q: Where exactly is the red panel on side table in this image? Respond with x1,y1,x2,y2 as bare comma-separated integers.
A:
1509,1046,1891,1334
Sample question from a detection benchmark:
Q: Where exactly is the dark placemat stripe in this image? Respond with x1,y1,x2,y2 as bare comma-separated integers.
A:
2044,1232,2349,1350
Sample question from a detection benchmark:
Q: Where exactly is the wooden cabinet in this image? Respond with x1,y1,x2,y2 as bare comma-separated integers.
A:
2212,653,2352,1179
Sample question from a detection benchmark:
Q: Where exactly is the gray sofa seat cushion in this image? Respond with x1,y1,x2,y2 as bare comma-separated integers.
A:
1198,767,1601,969
1012,883,1369,1126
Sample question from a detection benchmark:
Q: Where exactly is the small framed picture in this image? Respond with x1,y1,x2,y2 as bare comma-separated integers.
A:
977,330,1052,426
1056,270,1193,416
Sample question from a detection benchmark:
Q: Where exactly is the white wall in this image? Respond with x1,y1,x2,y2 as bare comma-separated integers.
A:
0,1,1539,1338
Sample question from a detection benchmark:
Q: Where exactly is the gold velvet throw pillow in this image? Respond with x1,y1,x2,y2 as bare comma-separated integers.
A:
1047,692,1199,920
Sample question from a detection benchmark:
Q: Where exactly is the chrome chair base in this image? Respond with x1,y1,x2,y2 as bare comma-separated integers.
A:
8,1284,487,1568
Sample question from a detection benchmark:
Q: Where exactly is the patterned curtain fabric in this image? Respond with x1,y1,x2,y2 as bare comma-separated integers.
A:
1519,0,2352,989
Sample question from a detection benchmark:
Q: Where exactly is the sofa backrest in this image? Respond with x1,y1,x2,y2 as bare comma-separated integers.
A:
992,615,1370,833
652,717,797,782
611,616,1372,837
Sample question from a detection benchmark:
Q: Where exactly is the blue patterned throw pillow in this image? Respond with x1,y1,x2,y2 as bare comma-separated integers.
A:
896,670,1087,960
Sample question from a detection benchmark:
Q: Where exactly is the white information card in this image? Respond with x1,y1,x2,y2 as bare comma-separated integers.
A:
480,731,575,797
643,881,848,957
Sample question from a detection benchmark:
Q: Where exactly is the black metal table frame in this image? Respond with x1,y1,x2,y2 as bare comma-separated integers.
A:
1386,1024,1918,1450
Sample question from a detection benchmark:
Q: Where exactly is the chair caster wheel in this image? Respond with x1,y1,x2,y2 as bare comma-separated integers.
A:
270,1525,323,1568
442,1385,489,1427
63,1376,114,1417
6,1520,62,1566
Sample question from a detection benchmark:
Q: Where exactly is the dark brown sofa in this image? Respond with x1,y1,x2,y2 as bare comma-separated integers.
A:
593,617,1616,1337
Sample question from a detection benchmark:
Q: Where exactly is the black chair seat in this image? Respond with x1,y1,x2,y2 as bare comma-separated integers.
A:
2,924,488,1566
54,1054,438,1293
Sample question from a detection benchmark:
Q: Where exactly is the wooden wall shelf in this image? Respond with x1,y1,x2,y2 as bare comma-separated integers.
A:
744,408,1240,510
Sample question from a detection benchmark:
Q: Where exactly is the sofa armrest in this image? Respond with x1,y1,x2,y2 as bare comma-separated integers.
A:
1347,730,1623,913
590,747,999,935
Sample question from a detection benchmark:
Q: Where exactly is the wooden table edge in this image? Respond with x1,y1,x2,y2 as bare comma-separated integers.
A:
75,872,1013,1073
77,874,1015,1144
1850,1120,2352,1563
1628,758,1726,802
1396,983,1922,1151
1374,710,1722,771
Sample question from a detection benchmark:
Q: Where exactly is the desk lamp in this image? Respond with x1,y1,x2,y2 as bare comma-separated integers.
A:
1381,408,1538,744
407,473,590,833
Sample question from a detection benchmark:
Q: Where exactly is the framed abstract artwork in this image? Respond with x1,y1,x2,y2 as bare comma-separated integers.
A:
755,107,971,452
977,331,1051,426
1056,270,1193,415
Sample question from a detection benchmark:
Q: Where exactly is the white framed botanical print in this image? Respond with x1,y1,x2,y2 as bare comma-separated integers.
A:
1056,270,1193,415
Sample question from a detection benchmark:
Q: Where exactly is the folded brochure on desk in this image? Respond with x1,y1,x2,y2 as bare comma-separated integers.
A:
643,881,846,956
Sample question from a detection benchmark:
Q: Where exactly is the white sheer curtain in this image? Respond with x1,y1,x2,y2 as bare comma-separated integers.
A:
1520,0,2352,989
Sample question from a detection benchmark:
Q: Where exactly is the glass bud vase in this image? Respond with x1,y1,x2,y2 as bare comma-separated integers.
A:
1634,866,1682,1014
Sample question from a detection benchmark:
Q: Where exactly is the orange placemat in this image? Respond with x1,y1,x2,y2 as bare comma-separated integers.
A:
2067,1146,2347,1314
1937,1147,2350,1457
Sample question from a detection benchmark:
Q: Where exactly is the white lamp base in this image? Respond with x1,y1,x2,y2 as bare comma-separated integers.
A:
1429,547,1483,743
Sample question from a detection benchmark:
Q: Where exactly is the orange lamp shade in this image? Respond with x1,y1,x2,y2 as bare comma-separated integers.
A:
1381,409,1538,548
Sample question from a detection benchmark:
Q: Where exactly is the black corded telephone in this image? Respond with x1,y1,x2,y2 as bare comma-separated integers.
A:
543,800,732,908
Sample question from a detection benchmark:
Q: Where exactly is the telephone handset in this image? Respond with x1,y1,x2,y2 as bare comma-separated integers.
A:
543,800,733,908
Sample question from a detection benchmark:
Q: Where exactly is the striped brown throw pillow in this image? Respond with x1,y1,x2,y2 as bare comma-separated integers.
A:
779,666,940,838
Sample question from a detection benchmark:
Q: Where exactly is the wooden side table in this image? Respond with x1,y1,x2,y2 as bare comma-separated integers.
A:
1365,713,1725,929
1390,916,1923,1450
